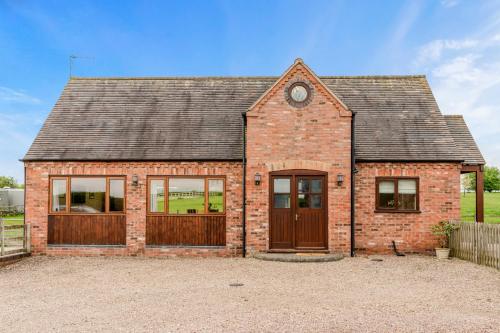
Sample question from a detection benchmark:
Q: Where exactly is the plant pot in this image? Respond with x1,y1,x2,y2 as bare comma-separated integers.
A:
435,248,450,260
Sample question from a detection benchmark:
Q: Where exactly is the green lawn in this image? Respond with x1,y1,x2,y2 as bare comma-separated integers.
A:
154,196,224,214
1,214,25,242
461,192,500,223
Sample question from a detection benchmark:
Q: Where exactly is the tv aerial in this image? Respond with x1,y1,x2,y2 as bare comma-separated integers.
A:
69,55,94,78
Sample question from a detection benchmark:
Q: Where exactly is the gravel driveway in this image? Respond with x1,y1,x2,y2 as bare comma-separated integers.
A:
1,255,499,332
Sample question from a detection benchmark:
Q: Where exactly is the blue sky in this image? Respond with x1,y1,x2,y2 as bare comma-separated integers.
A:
1,0,500,182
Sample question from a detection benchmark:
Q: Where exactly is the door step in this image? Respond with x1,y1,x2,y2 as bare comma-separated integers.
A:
267,249,330,254
253,252,343,263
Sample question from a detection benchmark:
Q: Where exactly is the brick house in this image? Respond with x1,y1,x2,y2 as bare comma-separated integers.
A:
23,59,485,257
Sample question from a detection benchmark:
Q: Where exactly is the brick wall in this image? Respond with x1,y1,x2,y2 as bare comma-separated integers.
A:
354,162,461,254
24,161,243,256
245,61,352,254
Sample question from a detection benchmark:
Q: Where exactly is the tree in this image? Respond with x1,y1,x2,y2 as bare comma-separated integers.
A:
461,173,475,193
484,166,500,192
0,176,18,188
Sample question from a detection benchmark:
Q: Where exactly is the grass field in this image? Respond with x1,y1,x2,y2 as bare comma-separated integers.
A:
2,214,24,227
154,195,224,214
1,214,25,242
461,192,500,223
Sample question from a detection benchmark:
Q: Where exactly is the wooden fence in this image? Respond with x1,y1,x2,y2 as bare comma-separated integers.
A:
0,218,30,257
450,222,500,270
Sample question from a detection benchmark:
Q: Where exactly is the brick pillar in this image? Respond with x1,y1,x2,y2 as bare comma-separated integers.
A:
126,173,147,255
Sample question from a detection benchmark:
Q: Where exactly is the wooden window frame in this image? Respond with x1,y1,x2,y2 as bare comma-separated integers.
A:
147,177,167,215
146,175,226,216
375,177,420,213
49,175,126,215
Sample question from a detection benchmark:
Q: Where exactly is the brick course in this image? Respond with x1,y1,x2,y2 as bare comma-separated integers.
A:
25,161,243,256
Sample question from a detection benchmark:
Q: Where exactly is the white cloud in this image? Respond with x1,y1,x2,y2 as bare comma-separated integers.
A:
0,112,44,183
415,39,478,65
0,86,41,104
441,0,459,8
415,35,500,166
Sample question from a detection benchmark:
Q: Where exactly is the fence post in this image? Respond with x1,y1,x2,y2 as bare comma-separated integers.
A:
1,217,4,257
26,224,31,253
23,223,26,251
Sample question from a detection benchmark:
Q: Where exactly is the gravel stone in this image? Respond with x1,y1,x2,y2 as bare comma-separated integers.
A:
0,255,499,332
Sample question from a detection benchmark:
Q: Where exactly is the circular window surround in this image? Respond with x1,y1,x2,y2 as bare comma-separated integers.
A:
285,80,314,108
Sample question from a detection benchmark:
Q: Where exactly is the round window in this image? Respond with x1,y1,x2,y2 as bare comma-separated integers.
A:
286,82,312,107
290,85,308,102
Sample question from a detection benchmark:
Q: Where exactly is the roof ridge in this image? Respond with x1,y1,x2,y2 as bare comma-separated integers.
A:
70,76,279,80
320,75,426,79
69,74,427,81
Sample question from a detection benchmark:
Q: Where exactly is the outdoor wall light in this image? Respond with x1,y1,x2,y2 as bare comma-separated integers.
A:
337,174,344,186
132,175,139,186
254,173,262,186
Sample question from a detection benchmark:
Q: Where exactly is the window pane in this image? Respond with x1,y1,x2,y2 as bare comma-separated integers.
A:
109,179,125,212
298,179,310,193
378,180,395,209
168,178,205,214
70,178,106,213
398,180,416,194
398,193,416,210
149,179,165,213
398,180,416,210
298,193,309,208
274,194,290,208
52,179,66,212
208,179,224,213
379,180,395,194
311,194,322,208
311,179,322,193
274,179,290,193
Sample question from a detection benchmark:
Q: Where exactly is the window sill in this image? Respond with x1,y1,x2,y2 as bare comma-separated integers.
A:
48,244,126,248
48,213,126,216
374,210,421,214
146,214,226,217
146,245,226,249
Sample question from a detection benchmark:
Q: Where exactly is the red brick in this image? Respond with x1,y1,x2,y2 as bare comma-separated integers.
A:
355,162,461,254
25,161,243,257
245,61,352,254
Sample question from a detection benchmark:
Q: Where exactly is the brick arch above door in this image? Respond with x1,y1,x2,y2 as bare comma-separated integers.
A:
266,160,331,173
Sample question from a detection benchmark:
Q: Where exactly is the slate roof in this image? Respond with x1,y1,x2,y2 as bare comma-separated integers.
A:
24,75,483,164
444,115,485,165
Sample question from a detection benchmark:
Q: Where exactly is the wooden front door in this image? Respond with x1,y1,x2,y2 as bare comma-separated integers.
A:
269,171,327,250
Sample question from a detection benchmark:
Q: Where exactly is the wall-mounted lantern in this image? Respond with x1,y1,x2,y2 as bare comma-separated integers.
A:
337,174,344,186
254,173,262,186
132,175,139,186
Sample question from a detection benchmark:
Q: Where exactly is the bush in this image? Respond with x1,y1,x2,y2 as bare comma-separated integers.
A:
0,208,20,217
431,221,458,248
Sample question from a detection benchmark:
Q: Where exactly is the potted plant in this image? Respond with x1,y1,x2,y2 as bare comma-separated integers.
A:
430,221,458,259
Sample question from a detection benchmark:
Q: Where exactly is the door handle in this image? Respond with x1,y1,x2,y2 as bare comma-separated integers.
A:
295,213,299,222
